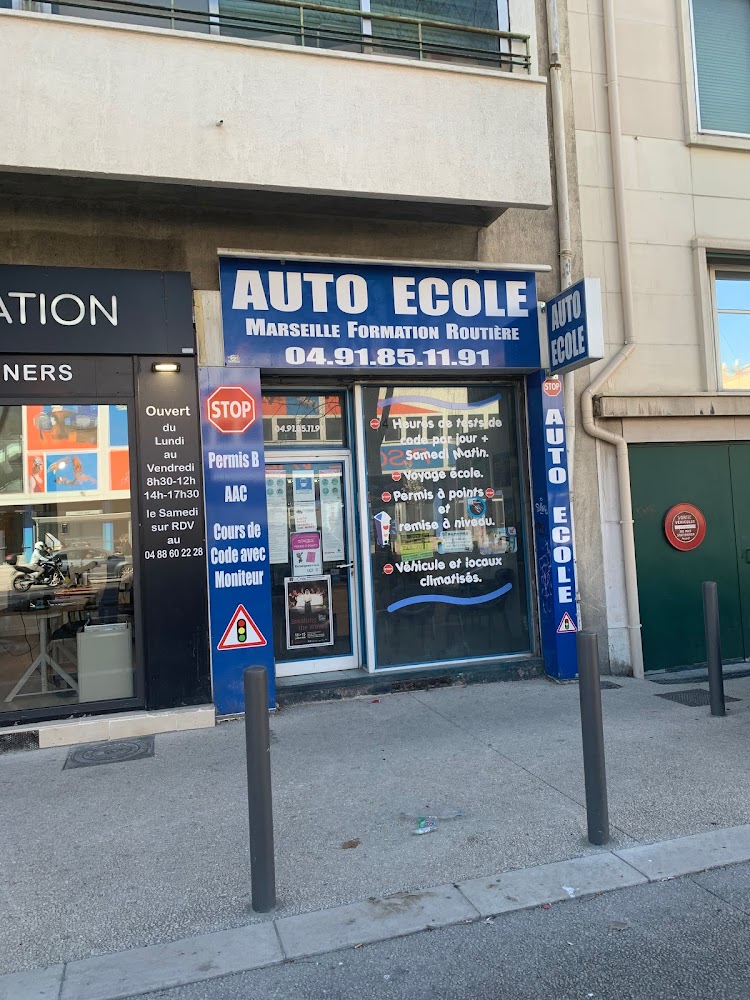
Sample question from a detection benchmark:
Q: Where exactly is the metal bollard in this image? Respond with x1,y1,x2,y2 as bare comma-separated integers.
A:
702,582,726,718
243,666,276,912
576,631,610,846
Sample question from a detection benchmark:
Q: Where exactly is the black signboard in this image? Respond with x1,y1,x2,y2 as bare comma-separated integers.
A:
135,357,210,707
0,265,195,355
0,356,133,398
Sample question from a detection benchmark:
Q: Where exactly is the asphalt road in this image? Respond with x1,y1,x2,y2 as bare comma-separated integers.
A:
125,862,750,1000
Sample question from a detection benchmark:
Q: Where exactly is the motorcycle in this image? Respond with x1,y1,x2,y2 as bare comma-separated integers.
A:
6,541,66,592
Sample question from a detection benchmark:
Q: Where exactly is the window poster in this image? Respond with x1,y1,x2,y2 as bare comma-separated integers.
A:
285,576,334,649
4,403,131,500
291,531,323,578
363,385,531,669
292,471,317,531
320,469,345,562
266,470,289,564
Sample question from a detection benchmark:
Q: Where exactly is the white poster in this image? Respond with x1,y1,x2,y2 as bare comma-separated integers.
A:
320,470,345,562
294,502,318,532
266,472,288,564
292,472,317,531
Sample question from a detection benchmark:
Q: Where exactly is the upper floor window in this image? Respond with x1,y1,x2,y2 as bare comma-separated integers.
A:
691,0,750,136
715,270,750,390
8,0,522,72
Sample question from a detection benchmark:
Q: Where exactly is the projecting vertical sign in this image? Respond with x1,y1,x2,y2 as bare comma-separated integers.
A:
199,367,275,713
527,372,578,680
544,277,604,375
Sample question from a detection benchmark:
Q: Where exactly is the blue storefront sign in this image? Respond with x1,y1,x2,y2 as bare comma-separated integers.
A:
545,277,604,375
527,372,578,680
220,257,541,372
199,367,275,713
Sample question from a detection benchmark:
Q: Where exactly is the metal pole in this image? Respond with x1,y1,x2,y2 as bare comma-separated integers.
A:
702,581,726,718
576,631,610,845
244,666,276,912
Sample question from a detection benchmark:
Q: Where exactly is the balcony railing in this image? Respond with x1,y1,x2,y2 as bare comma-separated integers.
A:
28,0,532,72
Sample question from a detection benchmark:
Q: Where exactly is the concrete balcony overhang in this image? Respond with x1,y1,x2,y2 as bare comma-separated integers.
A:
0,10,552,226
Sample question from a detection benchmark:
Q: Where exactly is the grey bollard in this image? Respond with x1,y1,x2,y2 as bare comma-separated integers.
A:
576,631,610,846
243,666,276,912
702,582,726,718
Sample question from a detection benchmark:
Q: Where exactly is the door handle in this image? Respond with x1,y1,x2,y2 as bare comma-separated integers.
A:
337,562,354,570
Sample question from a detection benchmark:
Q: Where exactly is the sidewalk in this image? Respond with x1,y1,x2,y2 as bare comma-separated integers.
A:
3,672,750,980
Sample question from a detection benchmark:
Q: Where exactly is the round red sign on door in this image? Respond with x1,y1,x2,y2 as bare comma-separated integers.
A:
485,487,495,499
206,386,256,434
664,503,706,552
370,418,380,430
391,472,402,482
381,491,392,503
383,564,394,575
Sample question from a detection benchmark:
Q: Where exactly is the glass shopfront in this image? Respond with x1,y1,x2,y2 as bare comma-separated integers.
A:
0,265,212,726
0,403,137,709
252,384,532,676
206,254,581,705
361,384,530,668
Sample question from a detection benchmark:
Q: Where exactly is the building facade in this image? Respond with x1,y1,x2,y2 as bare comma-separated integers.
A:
0,0,587,740
569,0,750,675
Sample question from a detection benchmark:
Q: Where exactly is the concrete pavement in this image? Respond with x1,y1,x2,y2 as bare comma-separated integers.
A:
117,861,750,1000
2,671,750,986
5,827,750,1000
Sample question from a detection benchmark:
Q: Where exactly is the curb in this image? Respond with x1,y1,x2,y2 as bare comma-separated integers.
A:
4,824,750,1000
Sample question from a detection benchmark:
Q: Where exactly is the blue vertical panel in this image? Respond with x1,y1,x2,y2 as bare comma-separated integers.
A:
199,367,275,713
527,371,578,680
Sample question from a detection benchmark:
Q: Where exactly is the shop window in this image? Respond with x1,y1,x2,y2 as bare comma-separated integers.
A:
49,0,212,33
715,270,750,390
262,392,345,447
362,384,530,668
691,0,750,136
368,1,511,65
0,404,136,712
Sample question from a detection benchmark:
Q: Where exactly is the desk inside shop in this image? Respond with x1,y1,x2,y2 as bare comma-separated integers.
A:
0,564,135,709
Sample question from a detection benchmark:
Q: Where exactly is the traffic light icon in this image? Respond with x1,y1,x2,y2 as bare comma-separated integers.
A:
237,619,247,643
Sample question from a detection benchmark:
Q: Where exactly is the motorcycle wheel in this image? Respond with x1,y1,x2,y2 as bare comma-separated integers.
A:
13,575,32,592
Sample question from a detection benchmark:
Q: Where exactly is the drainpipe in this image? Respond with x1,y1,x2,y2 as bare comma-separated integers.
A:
546,0,581,631
580,0,644,678
546,0,575,447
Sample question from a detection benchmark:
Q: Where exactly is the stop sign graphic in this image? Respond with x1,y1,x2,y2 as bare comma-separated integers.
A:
206,386,256,434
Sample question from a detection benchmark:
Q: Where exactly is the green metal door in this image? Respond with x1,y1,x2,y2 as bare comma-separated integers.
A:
630,444,744,671
729,444,750,657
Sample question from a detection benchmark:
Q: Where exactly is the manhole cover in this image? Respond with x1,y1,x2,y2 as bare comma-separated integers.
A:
599,680,622,690
64,736,155,770
656,689,740,708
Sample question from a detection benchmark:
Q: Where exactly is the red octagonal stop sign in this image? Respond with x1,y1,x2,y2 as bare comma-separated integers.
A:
206,386,256,434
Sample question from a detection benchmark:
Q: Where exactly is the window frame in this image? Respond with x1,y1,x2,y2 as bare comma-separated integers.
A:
711,265,750,392
680,0,750,149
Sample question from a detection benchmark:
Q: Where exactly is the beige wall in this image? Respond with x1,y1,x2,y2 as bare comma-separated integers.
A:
569,0,750,673
569,0,750,397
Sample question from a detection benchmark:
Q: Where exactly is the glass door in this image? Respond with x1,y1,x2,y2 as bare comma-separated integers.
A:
265,453,360,676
